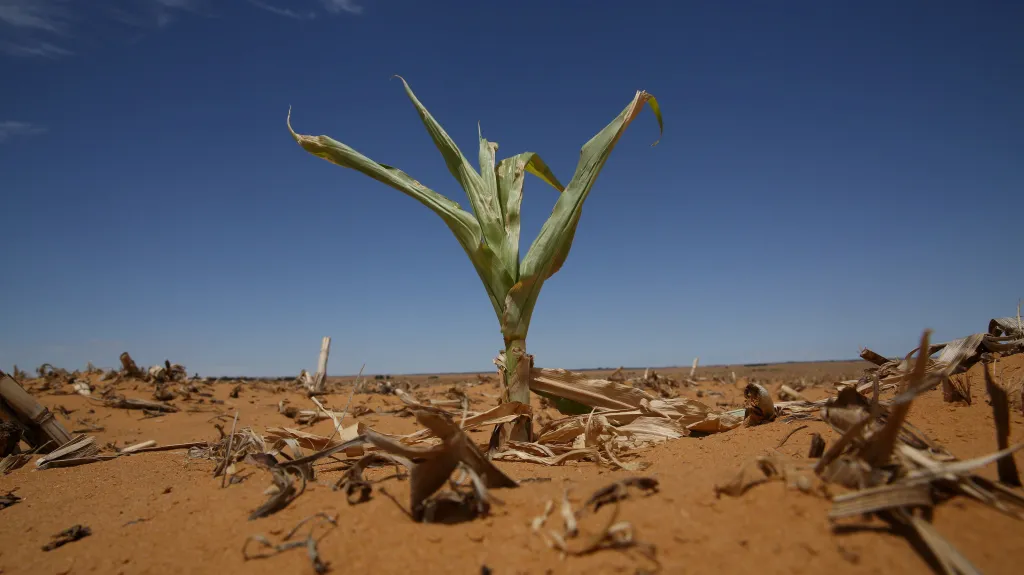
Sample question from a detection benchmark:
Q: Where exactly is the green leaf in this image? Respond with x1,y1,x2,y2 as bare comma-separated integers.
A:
494,152,564,289
522,154,565,193
506,91,663,338
478,127,517,282
394,76,504,248
286,109,508,319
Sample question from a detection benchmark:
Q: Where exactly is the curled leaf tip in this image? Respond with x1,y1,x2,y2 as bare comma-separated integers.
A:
643,93,664,147
285,106,298,138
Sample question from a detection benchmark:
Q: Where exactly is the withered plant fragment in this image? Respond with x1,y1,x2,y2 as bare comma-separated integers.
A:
715,456,788,498
119,352,142,378
249,466,304,520
535,479,659,572
243,513,337,574
983,364,1021,487
334,452,412,505
420,463,503,524
0,452,32,475
34,435,101,470
743,383,776,425
0,419,22,457
218,411,240,487
808,433,826,458
583,477,660,513
252,406,518,523
42,525,91,551
152,385,176,402
277,400,300,419
0,488,21,510
829,484,932,520
364,406,518,521
895,509,983,575
944,373,972,404
103,396,178,413
775,424,808,449
778,385,807,402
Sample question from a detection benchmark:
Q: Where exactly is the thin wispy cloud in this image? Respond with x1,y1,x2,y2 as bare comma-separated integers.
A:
0,0,70,33
252,0,364,19
0,0,73,56
0,0,365,58
0,121,47,143
248,0,317,21
322,0,364,15
154,0,196,8
2,41,72,58
109,0,206,30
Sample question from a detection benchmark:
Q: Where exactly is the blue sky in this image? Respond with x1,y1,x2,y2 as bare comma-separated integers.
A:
1,0,1021,377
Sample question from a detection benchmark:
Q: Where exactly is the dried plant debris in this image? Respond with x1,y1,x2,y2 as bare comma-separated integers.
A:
982,364,1021,487
103,396,178,413
776,424,808,448
0,488,21,510
148,360,188,383
152,385,176,402
187,427,313,520
829,483,933,520
743,383,777,425
192,427,268,465
334,452,412,505
35,435,101,470
989,315,1024,341
256,405,519,523
534,478,659,571
250,466,305,520
944,373,972,404
808,433,826,458
366,406,519,522
2,442,44,475
31,438,204,470
715,456,818,497
416,463,504,524
120,352,143,377
583,477,660,512
219,412,241,487
42,525,92,551
487,384,739,469
71,418,104,433
243,513,337,574
774,315,1024,422
0,419,23,457
719,330,1024,573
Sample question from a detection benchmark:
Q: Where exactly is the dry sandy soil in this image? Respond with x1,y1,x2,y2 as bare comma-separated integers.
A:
1,356,1023,575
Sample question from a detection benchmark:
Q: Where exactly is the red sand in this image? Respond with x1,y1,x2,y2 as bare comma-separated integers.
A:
1,356,1022,574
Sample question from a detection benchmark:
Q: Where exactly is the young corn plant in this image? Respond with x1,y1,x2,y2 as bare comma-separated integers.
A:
288,77,662,415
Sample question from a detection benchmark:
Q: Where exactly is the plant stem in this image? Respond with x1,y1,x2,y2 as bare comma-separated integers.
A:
502,338,533,441
503,339,530,403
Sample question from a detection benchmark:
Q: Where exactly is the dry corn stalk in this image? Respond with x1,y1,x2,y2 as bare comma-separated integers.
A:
0,372,72,452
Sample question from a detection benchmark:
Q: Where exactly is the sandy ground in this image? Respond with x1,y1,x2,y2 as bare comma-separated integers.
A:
1,356,1023,575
